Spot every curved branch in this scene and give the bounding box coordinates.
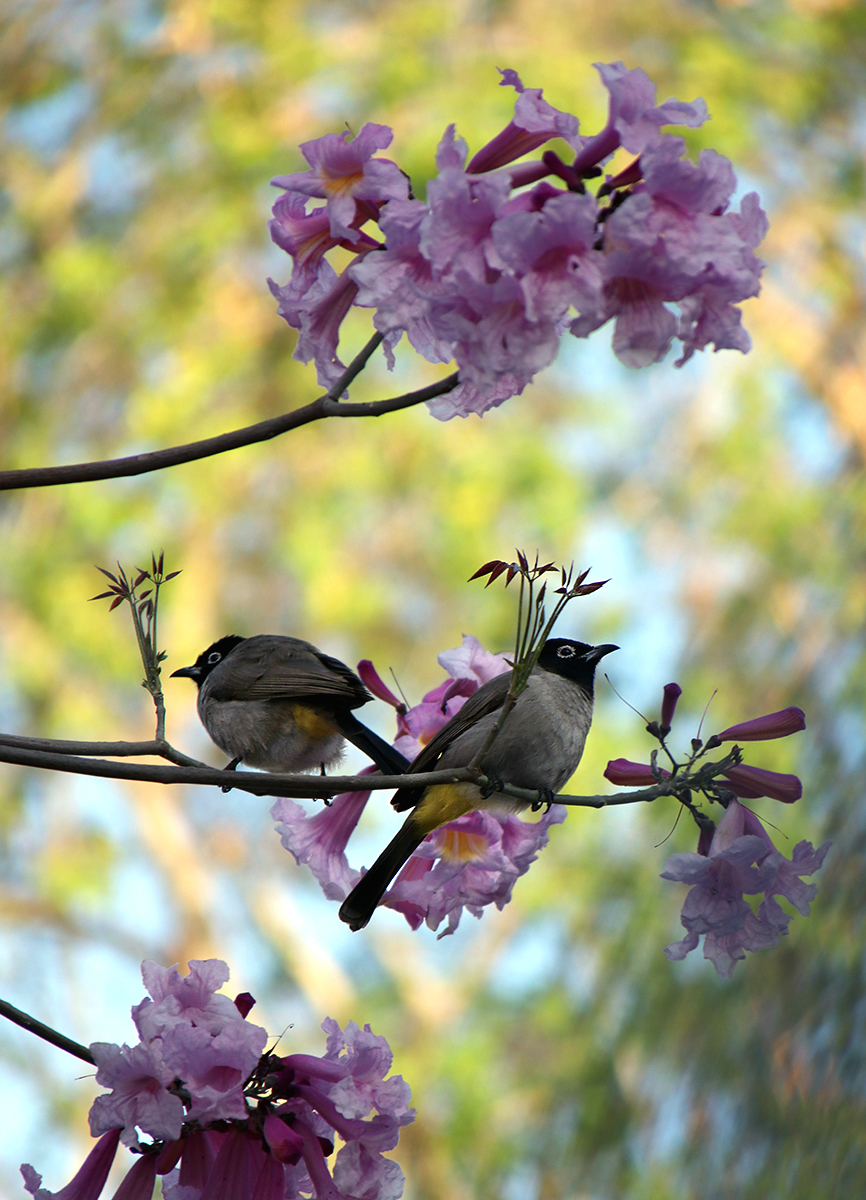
[0,733,207,767]
[0,330,460,491]
[0,736,693,810]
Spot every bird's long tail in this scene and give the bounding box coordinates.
[334,712,410,776]
[338,814,424,931]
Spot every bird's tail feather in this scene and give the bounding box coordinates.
[334,712,410,776]
[338,816,424,931]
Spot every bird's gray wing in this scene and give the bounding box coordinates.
[206,637,370,707]
[391,671,513,811]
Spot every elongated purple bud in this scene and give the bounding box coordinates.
[716,706,806,742]
[721,764,802,803]
[278,1053,349,1083]
[659,682,682,737]
[696,823,715,857]
[357,660,404,711]
[604,759,669,786]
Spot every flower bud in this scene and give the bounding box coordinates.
[716,706,805,742]
[721,764,802,803]
[264,1112,304,1164]
[659,682,682,736]
[357,660,405,711]
[234,991,255,1018]
[696,823,715,857]
[604,759,669,786]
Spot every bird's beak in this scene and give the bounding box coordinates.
[170,665,199,679]
[586,643,619,663]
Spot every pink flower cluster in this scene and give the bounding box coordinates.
[273,635,565,936]
[268,63,767,419]
[22,960,413,1200]
[605,687,829,975]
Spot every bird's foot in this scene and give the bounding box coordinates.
[532,788,556,812]
[479,772,504,799]
[319,762,327,776]
[221,757,241,793]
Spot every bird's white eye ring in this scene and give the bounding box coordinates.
[557,645,576,659]
[207,652,222,665]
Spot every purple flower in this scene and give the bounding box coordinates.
[659,682,682,736]
[133,959,239,1039]
[386,806,566,937]
[720,763,803,803]
[270,265,363,392]
[604,758,669,786]
[273,787,368,901]
[348,198,456,366]
[160,1018,267,1126]
[467,69,581,174]
[572,61,708,173]
[662,801,829,977]
[22,1129,121,1200]
[491,190,604,325]
[89,1039,184,1145]
[356,660,405,710]
[271,123,409,244]
[716,706,806,742]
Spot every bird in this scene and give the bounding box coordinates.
[338,637,618,930]
[170,634,409,778]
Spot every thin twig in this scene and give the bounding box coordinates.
[0,336,460,491]
[0,997,95,1065]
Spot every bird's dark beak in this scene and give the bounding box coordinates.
[586,643,619,663]
[170,665,199,679]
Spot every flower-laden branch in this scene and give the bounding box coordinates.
[0,333,459,491]
[0,737,693,806]
[0,550,827,962]
[0,60,766,492]
[277,633,829,951]
[17,959,414,1200]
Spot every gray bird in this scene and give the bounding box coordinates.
[171,634,408,777]
[338,637,617,930]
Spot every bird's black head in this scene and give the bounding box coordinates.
[537,638,618,695]
[170,635,246,688]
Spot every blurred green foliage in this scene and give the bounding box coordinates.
[1,0,866,1195]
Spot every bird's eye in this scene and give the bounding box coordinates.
[207,652,222,665]
[557,645,576,659]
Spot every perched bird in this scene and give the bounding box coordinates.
[171,634,409,777]
[338,638,617,930]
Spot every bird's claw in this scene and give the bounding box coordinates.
[221,757,241,793]
[479,772,504,799]
[532,788,556,812]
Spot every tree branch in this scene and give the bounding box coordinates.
[0,997,95,1065]
[0,735,714,811]
[0,331,460,491]
[0,733,207,768]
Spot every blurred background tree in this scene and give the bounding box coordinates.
[1,0,864,1195]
